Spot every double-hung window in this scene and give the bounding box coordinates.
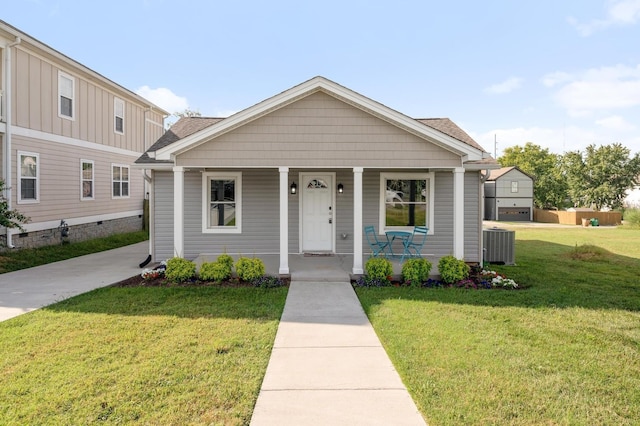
[81,160,94,200]
[114,98,124,134]
[380,173,434,232]
[18,151,39,204]
[58,71,75,119]
[202,172,242,233]
[112,164,129,198]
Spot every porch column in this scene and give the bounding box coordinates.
[279,167,289,274]
[352,167,364,274]
[173,166,185,258]
[453,167,465,259]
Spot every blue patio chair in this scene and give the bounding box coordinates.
[364,225,390,258]
[401,226,429,262]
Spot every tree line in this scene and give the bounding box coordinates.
[498,142,640,211]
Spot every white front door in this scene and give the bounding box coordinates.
[301,174,334,252]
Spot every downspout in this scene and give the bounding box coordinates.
[139,169,153,267]
[3,36,22,248]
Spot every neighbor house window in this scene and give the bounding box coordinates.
[202,172,242,233]
[380,173,434,232]
[114,98,124,134]
[58,71,75,119]
[511,181,519,193]
[81,160,94,200]
[18,151,39,204]
[112,164,129,198]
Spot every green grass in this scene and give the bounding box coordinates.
[0,231,148,274]
[357,227,640,425]
[0,286,287,425]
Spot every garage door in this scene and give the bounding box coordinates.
[498,207,530,221]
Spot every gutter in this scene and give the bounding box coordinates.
[3,36,22,248]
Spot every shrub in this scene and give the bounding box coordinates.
[235,257,265,282]
[438,255,469,284]
[253,276,285,288]
[165,257,196,283]
[217,253,235,271]
[365,257,393,281]
[199,261,232,283]
[623,208,640,228]
[401,258,432,287]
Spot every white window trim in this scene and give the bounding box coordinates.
[111,164,130,199]
[379,172,434,234]
[17,151,40,204]
[80,159,95,201]
[58,70,75,120]
[202,171,242,234]
[114,97,125,134]
[511,181,519,193]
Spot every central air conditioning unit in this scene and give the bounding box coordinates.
[483,228,515,265]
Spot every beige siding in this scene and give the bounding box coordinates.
[11,45,160,154]
[177,92,461,168]
[11,135,144,223]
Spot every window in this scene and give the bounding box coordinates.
[511,181,519,193]
[81,160,94,200]
[112,164,129,198]
[18,151,39,203]
[380,173,434,232]
[202,172,242,233]
[114,98,124,134]
[58,71,75,119]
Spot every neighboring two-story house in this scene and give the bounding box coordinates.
[0,20,167,249]
[484,166,534,221]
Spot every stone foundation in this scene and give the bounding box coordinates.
[0,215,143,250]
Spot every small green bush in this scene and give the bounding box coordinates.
[199,261,232,282]
[365,257,393,280]
[235,257,266,282]
[401,258,432,287]
[623,208,640,228]
[217,253,235,271]
[165,257,196,283]
[438,255,469,284]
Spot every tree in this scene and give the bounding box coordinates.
[498,142,568,209]
[0,180,29,232]
[562,143,640,210]
[166,108,202,129]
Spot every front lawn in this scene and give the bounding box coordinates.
[0,286,287,425]
[357,227,640,425]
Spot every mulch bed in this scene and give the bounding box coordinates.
[111,275,290,288]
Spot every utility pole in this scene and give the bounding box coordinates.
[494,134,498,158]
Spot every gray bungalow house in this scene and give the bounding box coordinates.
[135,77,498,275]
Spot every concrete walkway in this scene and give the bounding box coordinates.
[250,281,426,425]
[0,241,148,322]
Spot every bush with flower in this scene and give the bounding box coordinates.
[141,260,166,280]
[481,269,519,289]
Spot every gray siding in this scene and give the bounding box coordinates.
[153,168,482,262]
[176,92,462,169]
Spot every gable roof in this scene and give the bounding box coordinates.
[138,76,497,167]
[487,166,534,181]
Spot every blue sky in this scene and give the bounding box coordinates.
[4,0,640,156]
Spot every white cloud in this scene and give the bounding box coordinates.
[135,86,189,114]
[543,64,640,116]
[484,77,523,94]
[569,0,640,36]
[595,115,636,131]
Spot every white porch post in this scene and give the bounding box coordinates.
[352,167,364,274]
[173,166,185,258]
[279,167,290,274]
[453,167,465,259]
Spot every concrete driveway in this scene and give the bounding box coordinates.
[0,242,148,322]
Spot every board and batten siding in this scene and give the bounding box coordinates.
[176,91,462,169]
[11,134,144,223]
[11,46,164,153]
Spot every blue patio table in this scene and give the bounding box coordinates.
[385,230,413,260]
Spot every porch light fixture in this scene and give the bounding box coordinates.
[337,183,344,194]
[290,181,297,195]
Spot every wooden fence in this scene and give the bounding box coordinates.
[534,209,622,226]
